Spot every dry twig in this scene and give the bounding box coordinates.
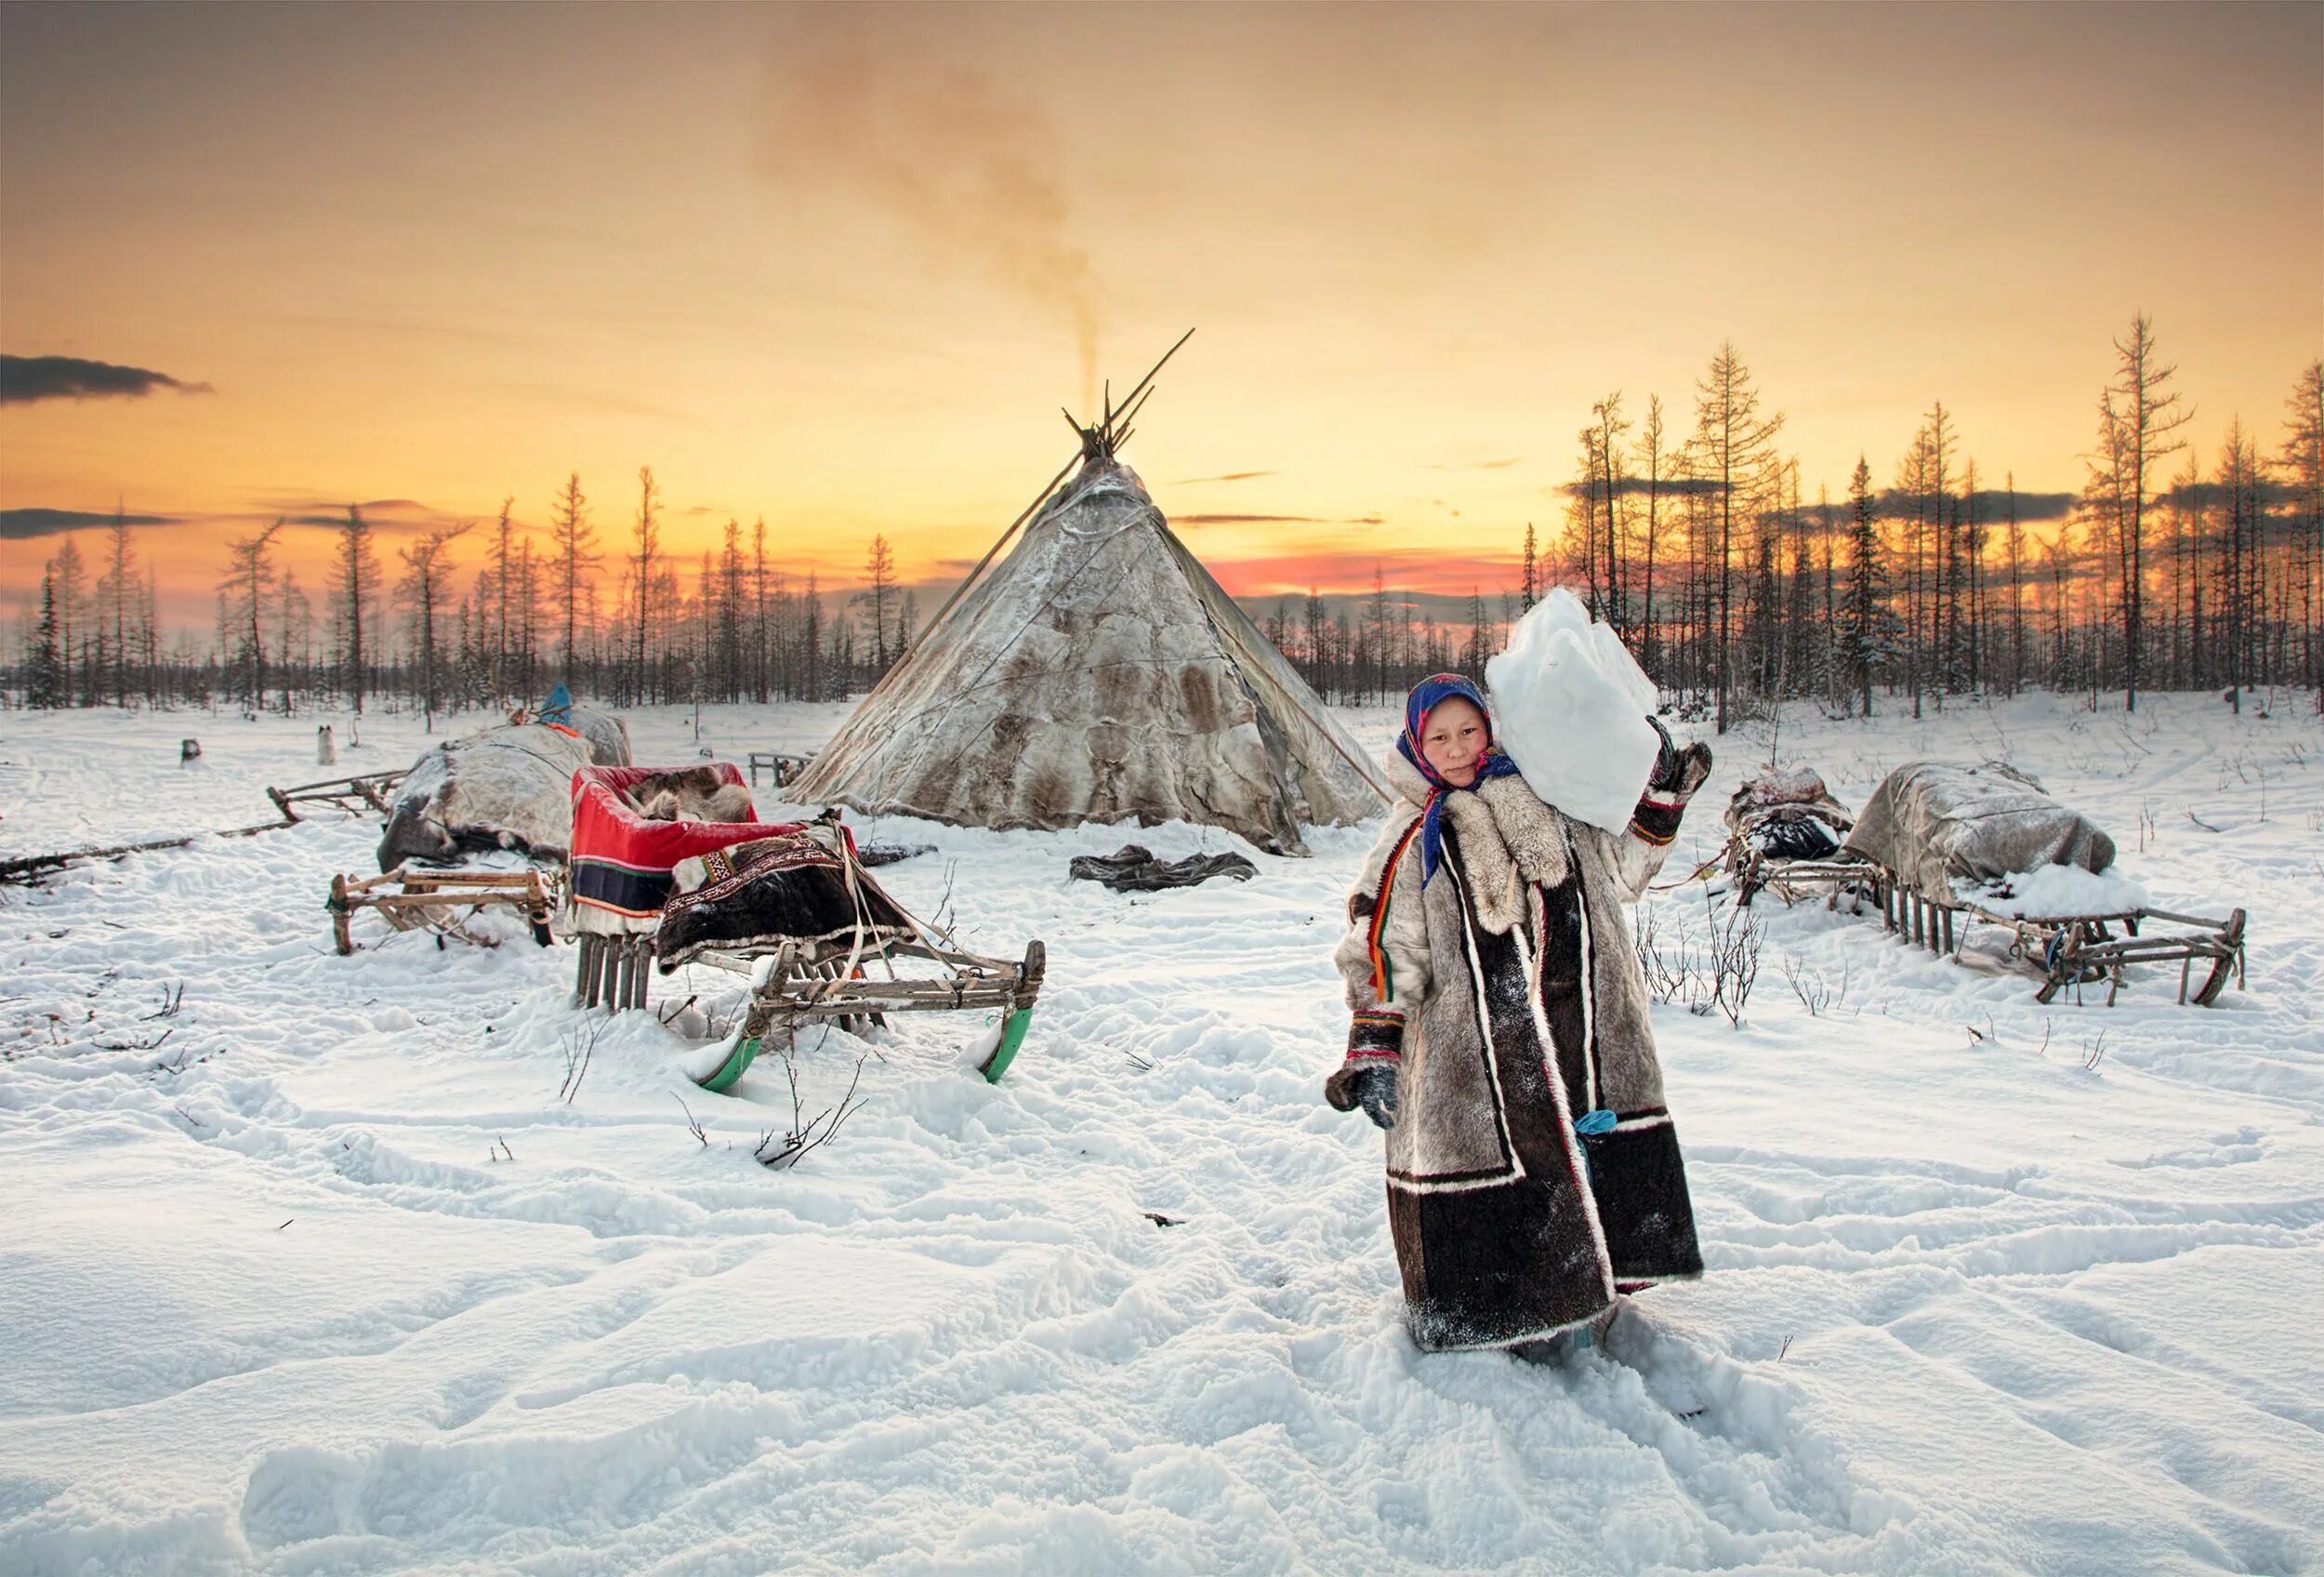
[755,1049,869,1170]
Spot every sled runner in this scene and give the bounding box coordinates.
[563,763,1046,1088]
[328,866,557,954]
[680,928,1046,1093]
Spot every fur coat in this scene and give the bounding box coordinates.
[1327,751,1707,1351]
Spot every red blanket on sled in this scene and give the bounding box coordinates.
[569,764,797,926]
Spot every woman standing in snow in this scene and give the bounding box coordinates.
[1327,674,1714,1359]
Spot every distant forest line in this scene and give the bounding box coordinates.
[9,321,2322,728]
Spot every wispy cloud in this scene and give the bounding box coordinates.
[1175,511,1385,527]
[1170,470,1276,485]
[269,313,529,349]
[1206,547,1522,600]
[1423,457,1523,470]
[1,354,214,405]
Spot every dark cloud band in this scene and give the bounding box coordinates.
[0,354,214,405]
[0,508,183,541]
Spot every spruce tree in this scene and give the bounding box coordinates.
[29,573,65,709]
[1846,457,1882,717]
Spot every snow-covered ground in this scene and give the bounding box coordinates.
[3,690,2321,1576]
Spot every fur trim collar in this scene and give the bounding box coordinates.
[1381,753,1572,934]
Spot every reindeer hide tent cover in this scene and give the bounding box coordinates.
[790,456,1387,855]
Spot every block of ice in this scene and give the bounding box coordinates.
[1483,588,1660,834]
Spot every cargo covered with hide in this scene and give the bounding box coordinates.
[1841,761,2116,898]
[376,706,631,871]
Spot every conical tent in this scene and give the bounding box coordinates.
[790,456,1387,855]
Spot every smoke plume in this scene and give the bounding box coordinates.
[756,13,1105,407]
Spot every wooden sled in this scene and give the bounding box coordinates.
[1861,863,2246,1007]
[1727,838,1881,911]
[268,770,406,822]
[684,934,1047,1093]
[329,866,557,954]
[561,763,1044,1086]
[1723,769,1868,910]
[746,750,814,788]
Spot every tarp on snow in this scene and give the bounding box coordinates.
[1841,761,2116,897]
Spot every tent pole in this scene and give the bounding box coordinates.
[919,453,1079,636]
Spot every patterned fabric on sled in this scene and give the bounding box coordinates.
[565,763,797,936]
[656,831,918,973]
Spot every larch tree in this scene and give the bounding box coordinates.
[2278,359,2324,709]
[858,534,898,672]
[2004,473,2027,696]
[29,571,65,709]
[2088,312,2191,710]
[630,467,661,705]
[336,504,381,714]
[1692,341,1784,733]
[399,522,469,733]
[277,568,313,706]
[2216,418,2261,712]
[1632,393,1669,670]
[750,517,772,702]
[1591,391,1629,630]
[548,471,598,685]
[100,505,139,708]
[719,519,746,700]
[1845,456,1880,717]
[484,497,519,702]
[1922,401,1957,711]
[1962,458,1985,695]
[47,533,86,705]
[221,519,285,711]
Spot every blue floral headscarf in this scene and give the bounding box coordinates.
[1396,673,1521,883]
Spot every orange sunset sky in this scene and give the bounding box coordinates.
[3,1,2319,631]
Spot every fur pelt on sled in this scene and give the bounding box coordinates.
[377,707,630,871]
[620,765,755,825]
[654,829,918,972]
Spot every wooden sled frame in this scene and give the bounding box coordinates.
[680,933,1047,1093]
[1726,834,1881,911]
[561,788,1047,1086]
[746,750,814,788]
[269,770,407,823]
[5,772,410,889]
[1856,862,2246,1008]
[329,866,558,954]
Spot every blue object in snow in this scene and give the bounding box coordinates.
[1574,1107,1617,1183]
